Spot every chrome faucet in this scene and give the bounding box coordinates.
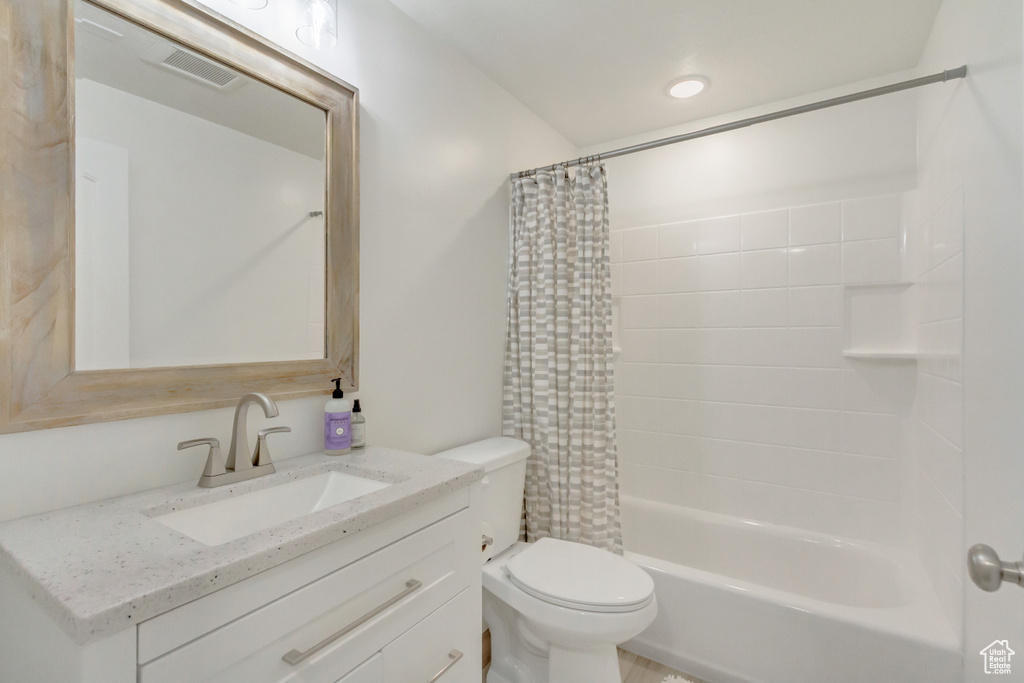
[178,393,290,488]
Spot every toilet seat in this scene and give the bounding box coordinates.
[505,538,654,613]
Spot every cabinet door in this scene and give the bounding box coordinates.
[382,589,479,683]
[334,654,381,683]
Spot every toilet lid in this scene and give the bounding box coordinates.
[505,538,654,613]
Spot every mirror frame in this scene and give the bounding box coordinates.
[0,0,358,433]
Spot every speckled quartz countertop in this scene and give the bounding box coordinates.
[0,447,482,645]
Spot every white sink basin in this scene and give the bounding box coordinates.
[154,471,391,546]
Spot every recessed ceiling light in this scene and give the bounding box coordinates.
[668,77,707,99]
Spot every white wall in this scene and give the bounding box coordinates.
[0,0,575,522]
[75,136,131,370]
[911,0,1024,675]
[905,24,968,644]
[583,75,919,230]
[76,78,326,367]
[603,82,920,545]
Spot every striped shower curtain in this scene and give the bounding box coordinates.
[502,163,622,554]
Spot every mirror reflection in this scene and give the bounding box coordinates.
[73,0,327,370]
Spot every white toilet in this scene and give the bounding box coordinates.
[436,437,657,683]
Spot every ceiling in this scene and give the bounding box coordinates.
[386,0,945,148]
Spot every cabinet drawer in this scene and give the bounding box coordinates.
[382,589,480,683]
[139,510,473,683]
[335,654,381,683]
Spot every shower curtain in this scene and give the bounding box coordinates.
[503,163,622,554]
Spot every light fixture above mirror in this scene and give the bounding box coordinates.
[297,0,338,49]
[229,0,338,50]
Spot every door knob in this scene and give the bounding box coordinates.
[967,544,1024,591]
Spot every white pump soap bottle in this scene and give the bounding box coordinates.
[324,378,352,455]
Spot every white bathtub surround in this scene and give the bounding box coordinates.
[905,116,964,643]
[614,192,913,546]
[0,448,481,644]
[504,164,622,552]
[620,496,960,683]
[903,0,967,647]
[910,0,1024,665]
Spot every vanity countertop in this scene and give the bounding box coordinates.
[0,448,482,645]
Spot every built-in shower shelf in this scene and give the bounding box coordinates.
[843,349,918,361]
[843,283,915,360]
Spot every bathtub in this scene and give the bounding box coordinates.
[620,495,961,683]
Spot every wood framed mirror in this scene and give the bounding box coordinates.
[0,0,358,433]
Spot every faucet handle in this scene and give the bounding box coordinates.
[178,438,226,478]
[253,427,290,467]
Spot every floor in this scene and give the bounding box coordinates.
[481,629,706,682]
[617,648,709,683]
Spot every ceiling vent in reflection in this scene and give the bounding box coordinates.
[140,42,245,92]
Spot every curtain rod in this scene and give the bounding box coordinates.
[511,65,968,180]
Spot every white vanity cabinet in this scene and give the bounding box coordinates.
[0,483,482,683]
[304,583,477,683]
[335,654,382,683]
[325,588,477,683]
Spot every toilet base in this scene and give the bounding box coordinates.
[549,644,623,683]
[486,644,622,683]
[484,588,633,683]
[487,647,622,683]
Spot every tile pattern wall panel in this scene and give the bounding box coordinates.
[613,193,912,545]
[905,89,965,640]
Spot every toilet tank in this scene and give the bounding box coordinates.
[434,437,530,563]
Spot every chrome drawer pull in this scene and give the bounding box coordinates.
[282,578,423,666]
[428,650,463,682]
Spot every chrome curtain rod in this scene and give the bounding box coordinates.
[511,65,968,180]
